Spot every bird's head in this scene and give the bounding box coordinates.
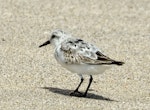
[39,29,69,48]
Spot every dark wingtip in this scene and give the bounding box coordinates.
[112,61,125,66]
[39,40,50,48]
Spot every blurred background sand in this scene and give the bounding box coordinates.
[0,0,150,109]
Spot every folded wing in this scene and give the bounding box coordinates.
[60,38,124,65]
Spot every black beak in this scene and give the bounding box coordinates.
[39,40,50,48]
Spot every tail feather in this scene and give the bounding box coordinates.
[112,61,125,65]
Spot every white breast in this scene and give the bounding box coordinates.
[54,47,65,64]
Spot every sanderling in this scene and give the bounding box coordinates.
[39,29,124,97]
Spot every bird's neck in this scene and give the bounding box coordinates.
[52,37,69,47]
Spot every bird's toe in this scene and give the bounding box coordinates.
[70,91,84,97]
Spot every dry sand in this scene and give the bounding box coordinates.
[0,0,150,109]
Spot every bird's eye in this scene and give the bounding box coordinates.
[51,35,56,39]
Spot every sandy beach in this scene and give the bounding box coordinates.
[0,0,150,109]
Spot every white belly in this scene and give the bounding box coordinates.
[54,48,111,75]
[62,64,111,75]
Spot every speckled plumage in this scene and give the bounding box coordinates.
[59,38,112,65]
[39,29,124,97]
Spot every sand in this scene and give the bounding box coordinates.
[0,0,150,109]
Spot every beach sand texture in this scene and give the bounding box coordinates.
[0,0,150,109]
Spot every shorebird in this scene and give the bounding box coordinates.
[39,30,124,97]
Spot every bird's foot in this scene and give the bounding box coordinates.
[70,90,86,97]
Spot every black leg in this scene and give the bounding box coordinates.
[70,75,84,96]
[74,77,84,92]
[83,75,93,97]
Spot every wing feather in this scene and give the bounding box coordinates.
[60,38,124,65]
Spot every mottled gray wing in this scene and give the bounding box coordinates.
[60,38,118,65]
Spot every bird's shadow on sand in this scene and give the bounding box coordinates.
[41,87,116,101]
